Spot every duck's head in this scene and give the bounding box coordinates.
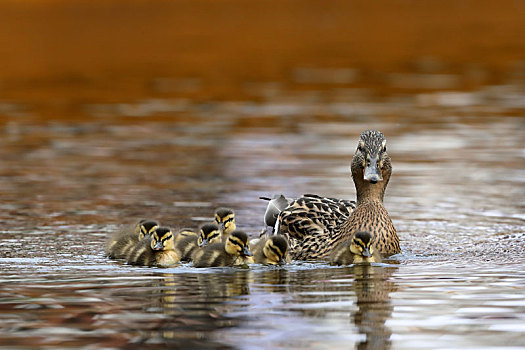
[197,223,221,247]
[150,227,174,251]
[350,231,375,259]
[137,219,159,240]
[214,207,236,236]
[263,235,289,265]
[351,130,392,200]
[225,230,252,257]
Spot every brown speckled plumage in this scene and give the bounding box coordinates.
[276,130,400,260]
[339,130,400,256]
[277,194,355,260]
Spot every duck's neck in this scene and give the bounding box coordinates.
[352,161,391,205]
[354,178,386,204]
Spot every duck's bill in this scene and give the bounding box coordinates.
[364,157,383,183]
[153,242,164,250]
[199,239,209,247]
[362,248,372,257]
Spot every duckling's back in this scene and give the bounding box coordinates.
[127,237,156,267]
[193,243,235,268]
[174,229,197,244]
[329,241,357,266]
[250,238,271,264]
[174,234,199,261]
[106,229,140,259]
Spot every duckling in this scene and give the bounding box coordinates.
[106,219,159,259]
[214,207,236,240]
[127,227,180,267]
[275,130,400,259]
[330,231,381,265]
[250,235,289,265]
[174,223,221,262]
[173,228,198,244]
[193,230,253,268]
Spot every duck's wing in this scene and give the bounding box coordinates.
[278,194,355,239]
[276,194,355,260]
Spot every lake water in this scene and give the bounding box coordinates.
[0,1,524,349]
[1,84,523,349]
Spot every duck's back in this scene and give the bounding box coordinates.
[277,194,355,260]
[280,194,355,237]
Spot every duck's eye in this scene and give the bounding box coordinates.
[382,146,387,153]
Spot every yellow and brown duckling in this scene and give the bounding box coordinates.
[173,228,198,244]
[106,219,159,259]
[214,207,236,240]
[127,227,180,267]
[330,231,381,265]
[250,235,289,265]
[193,230,253,268]
[275,129,400,260]
[174,223,222,262]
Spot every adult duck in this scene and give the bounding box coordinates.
[274,129,400,260]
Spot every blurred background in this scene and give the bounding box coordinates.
[1,0,524,118]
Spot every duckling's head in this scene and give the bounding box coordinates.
[137,220,159,240]
[214,207,236,235]
[225,230,252,257]
[350,231,375,258]
[178,228,198,236]
[150,227,174,251]
[198,223,221,247]
[263,235,289,265]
